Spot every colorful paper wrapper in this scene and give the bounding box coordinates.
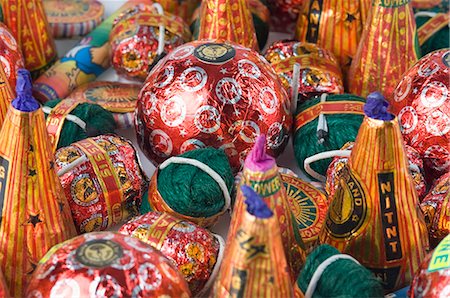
[1,0,57,78]
[119,211,223,296]
[0,61,15,129]
[348,0,420,98]
[197,0,259,51]
[0,23,25,92]
[26,232,191,297]
[229,135,306,281]
[319,94,429,292]
[158,0,201,23]
[212,186,294,297]
[0,70,77,297]
[54,134,148,234]
[32,0,148,102]
[44,0,104,38]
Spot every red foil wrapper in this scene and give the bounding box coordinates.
[410,235,450,298]
[135,40,292,172]
[26,232,191,297]
[119,212,223,296]
[54,134,148,234]
[0,23,25,91]
[110,6,192,81]
[264,40,344,102]
[420,172,450,248]
[267,0,303,33]
[326,142,427,200]
[393,49,450,177]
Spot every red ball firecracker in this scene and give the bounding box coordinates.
[0,23,25,91]
[135,40,292,171]
[110,3,192,81]
[119,212,224,296]
[392,49,450,178]
[26,232,191,298]
[264,40,344,103]
[326,142,428,201]
[54,134,148,234]
[409,234,450,298]
[420,171,450,248]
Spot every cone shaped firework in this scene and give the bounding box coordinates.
[197,0,259,50]
[295,0,371,84]
[348,0,420,98]
[0,0,57,78]
[0,65,15,128]
[230,135,305,280]
[0,69,77,297]
[319,92,429,292]
[212,186,294,297]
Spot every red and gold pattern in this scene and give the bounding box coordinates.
[319,115,429,292]
[0,23,25,91]
[265,41,344,102]
[348,0,420,98]
[0,100,76,297]
[198,0,259,50]
[110,7,192,81]
[0,64,15,129]
[26,232,191,297]
[421,172,450,248]
[392,49,450,177]
[157,0,201,23]
[412,0,444,9]
[119,212,222,295]
[1,0,57,78]
[295,0,371,85]
[410,235,450,298]
[54,135,148,234]
[0,270,9,298]
[135,40,292,172]
[268,0,303,33]
[417,13,450,47]
[212,199,294,297]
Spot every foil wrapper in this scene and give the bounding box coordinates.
[326,142,427,201]
[348,0,420,98]
[110,6,192,81]
[319,115,429,292]
[267,0,303,33]
[295,0,371,85]
[44,0,104,38]
[0,23,25,91]
[67,81,141,129]
[281,174,328,252]
[264,40,344,102]
[410,235,450,298]
[135,40,292,172]
[119,212,222,296]
[1,0,57,78]
[393,49,450,177]
[420,172,450,248]
[26,232,191,297]
[212,196,294,297]
[54,134,148,234]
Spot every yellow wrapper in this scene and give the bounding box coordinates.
[295,0,371,86]
[348,0,420,98]
[0,66,14,128]
[212,204,294,297]
[198,0,259,50]
[319,115,429,292]
[0,103,77,297]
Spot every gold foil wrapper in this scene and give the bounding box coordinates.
[319,116,429,292]
[212,207,294,297]
[198,0,259,50]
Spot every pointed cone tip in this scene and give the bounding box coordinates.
[12,69,40,112]
[364,92,394,121]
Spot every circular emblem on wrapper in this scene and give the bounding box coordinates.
[194,43,236,65]
[75,239,123,268]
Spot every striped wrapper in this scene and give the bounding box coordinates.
[198,0,259,51]
[348,0,420,98]
[50,18,102,39]
[212,207,294,297]
[230,166,306,281]
[0,66,15,128]
[158,0,201,23]
[295,0,371,85]
[0,105,77,297]
[319,115,429,292]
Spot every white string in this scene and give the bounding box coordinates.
[304,150,351,182]
[56,155,89,176]
[317,93,328,144]
[42,106,87,131]
[305,254,360,298]
[159,157,232,213]
[152,3,166,55]
[414,11,437,18]
[197,233,225,297]
[291,62,301,114]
